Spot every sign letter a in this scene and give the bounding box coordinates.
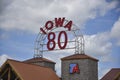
[64,21,72,31]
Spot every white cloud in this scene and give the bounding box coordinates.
[0,54,11,66]
[111,17,120,38]
[100,54,113,62]
[99,0,118,16]
[84,32,114,79]
[84,32,112,57]
[0,0,118,33]
[111,17,120,46]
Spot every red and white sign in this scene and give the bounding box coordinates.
[40,17,73,51]
[34,17,84,58]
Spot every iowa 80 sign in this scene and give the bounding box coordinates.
[40,18,72,50]
[34,17,84,57]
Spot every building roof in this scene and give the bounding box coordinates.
[0,59,60,80]
[23,57,56,64]
[101,68,120,80]
[61,54,98,61]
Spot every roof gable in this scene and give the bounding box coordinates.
[0,59,60,80]
[101,68,120,80]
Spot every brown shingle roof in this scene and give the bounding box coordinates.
[2,59,60,80]
[101,68,120,80]
[61,54,98,61]
[23,57,56,64]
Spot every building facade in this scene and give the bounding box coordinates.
[61,54,98,80]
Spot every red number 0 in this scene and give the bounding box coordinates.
[47,31,68,50]
[58,31,68,49]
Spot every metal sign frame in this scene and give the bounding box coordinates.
[34,18,85,58]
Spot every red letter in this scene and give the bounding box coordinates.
[40,28,46,34]
[64,21,72,31]
[45,21,53,30]
[55,17,65,27]
[72,64,80,73]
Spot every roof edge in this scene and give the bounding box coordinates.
[61,54,98,61]
[23,57,56,64]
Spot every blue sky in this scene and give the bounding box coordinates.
[0,0,120,79]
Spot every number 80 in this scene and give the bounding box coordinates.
[47,31,68,50]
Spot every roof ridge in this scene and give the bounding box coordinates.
[101,68,120,80]
[61,54,98,61]
[111,68,120,70]
[23,57,56,63]
[7,59,53,69]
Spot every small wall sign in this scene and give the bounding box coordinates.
[69,63,80,74]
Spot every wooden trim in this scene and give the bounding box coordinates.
[0,60,22,80]
[114,72,120,80]
[8,68,10,80]
[15,77,19,80]
[0,68,9,78]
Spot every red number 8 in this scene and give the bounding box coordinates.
[47,32,56,50]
